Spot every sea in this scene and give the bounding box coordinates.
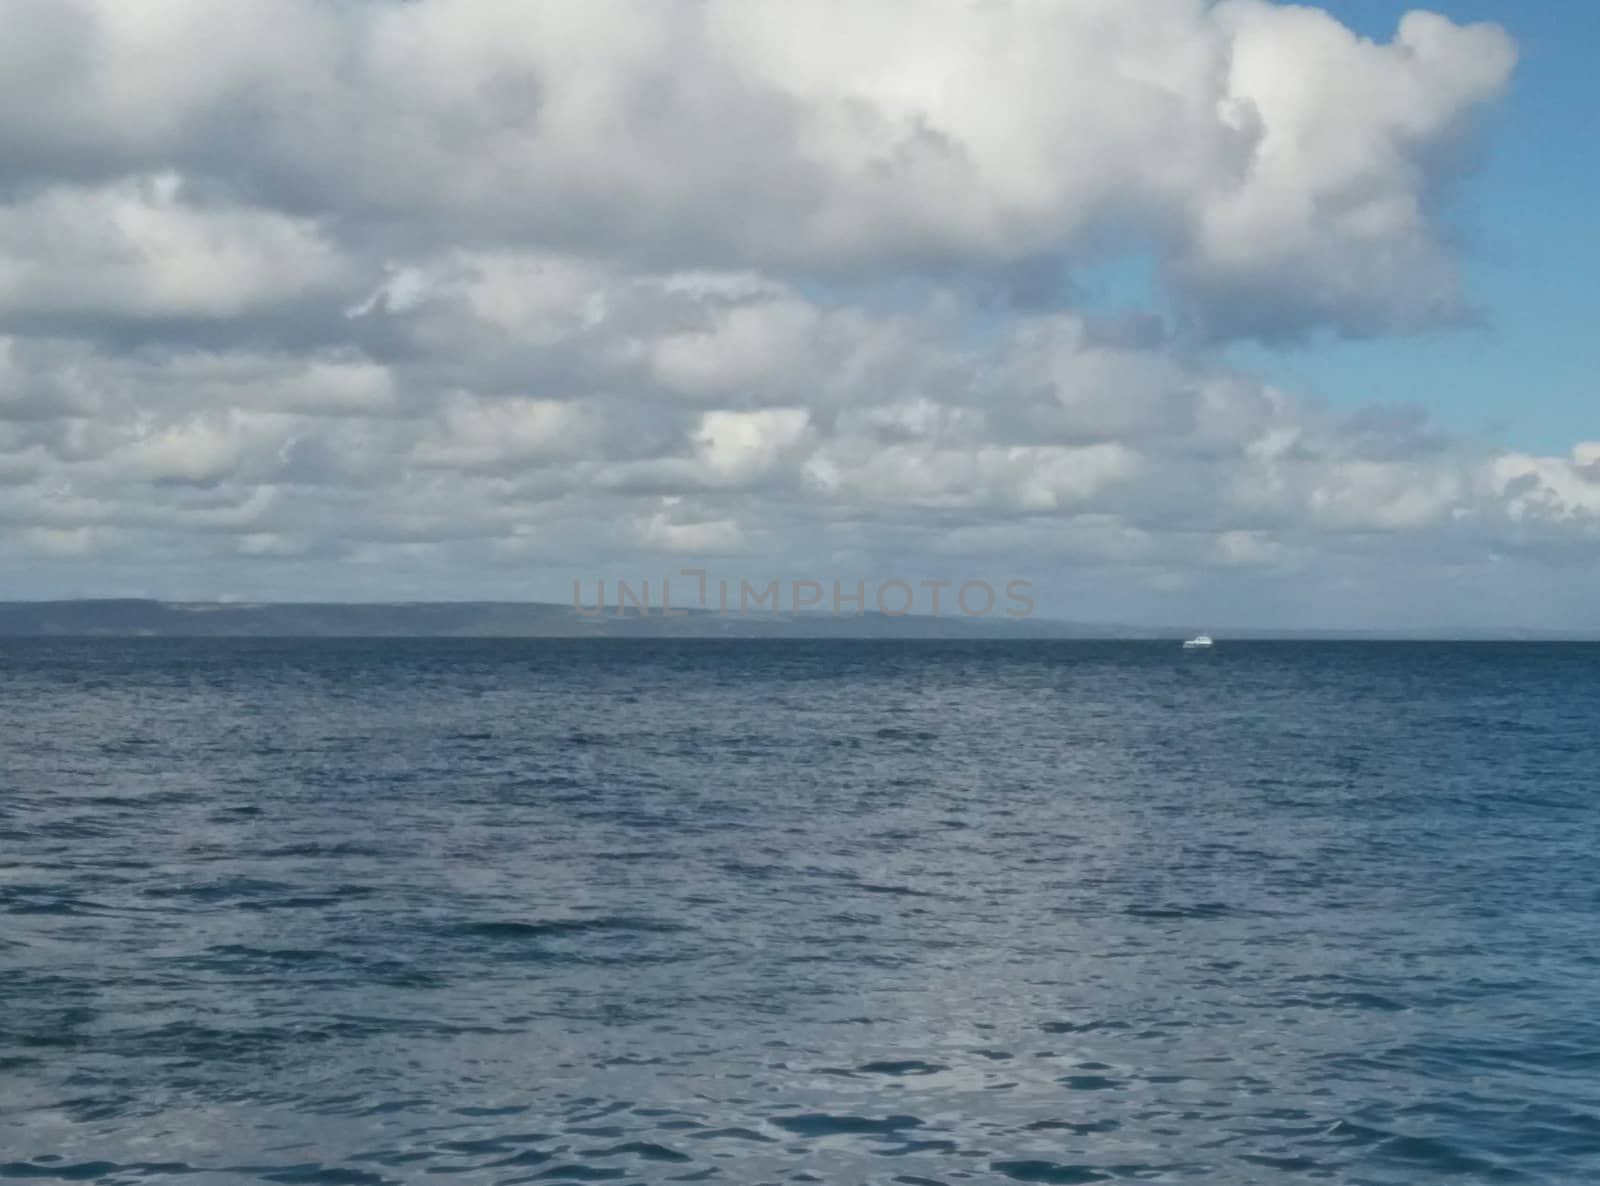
[2,639,1598,1185]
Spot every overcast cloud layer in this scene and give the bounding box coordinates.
[0,0,1594,628]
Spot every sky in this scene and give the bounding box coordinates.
[0,0,1595,630]
[1233,1,1600,455]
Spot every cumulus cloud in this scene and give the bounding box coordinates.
[0,1,1590,628]
[0,0,1514,336]
[0,174,347,324]
[1493,445,1600,522]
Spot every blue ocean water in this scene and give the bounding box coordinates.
[2,639,1598,1185]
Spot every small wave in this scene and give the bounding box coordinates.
[1239,1152,1324,1171]
[81,791,197,810]
[774,1113,923,1137]
[524,1165,630,1181]
[1125,901,1240,920]
[179,945,439,987]
[142,877,296,903]
[249,1165,394,1185]
[1321,1119,1393,1147]
[1026,1120,1120,1135]
[1280,991,1408,1013]
[1,896,110,917]
[459,917,689,940]
[582,1142,691,1164]
[882,1139,960,1156]
[1,1160,193,1181]
[856,1059,946,1076]
[502,774,582,792]
[1041,1020,1130,1034]
[254,843,390,860]
[1375,1133,1508,1176]
[683,1127,775,1143]
[36,1016,508,1064]
[721,860,785,879]
[474,1148,554,1170]
[991,1160,1111,1183]
[873,727,939,742]
[859,883,942,899]
[437,1134,553,1156]
[1058,1074,1122,1091]
[236,886,377,912]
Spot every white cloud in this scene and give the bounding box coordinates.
[694,409,813,485]
[1492,445,1600,523]
[637,510,747,555]
[1173,5,1517,338]
[0,174,346,321]
[650,300,820,402]
[0,0,1513,337]
[137,352,398,418]
[415,394,603,470]
[0,2,1588,628]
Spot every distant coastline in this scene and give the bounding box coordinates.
[0,600,1592,641]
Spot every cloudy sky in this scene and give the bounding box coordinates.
[1,0,1595,629]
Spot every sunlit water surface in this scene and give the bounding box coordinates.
[3,639,1598,1184]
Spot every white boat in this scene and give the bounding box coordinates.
[1182,634,1214,649]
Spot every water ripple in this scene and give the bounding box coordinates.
[1,638,1597,1184]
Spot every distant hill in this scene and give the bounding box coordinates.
[0,601,1590,640]
[0,599,1142,639]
